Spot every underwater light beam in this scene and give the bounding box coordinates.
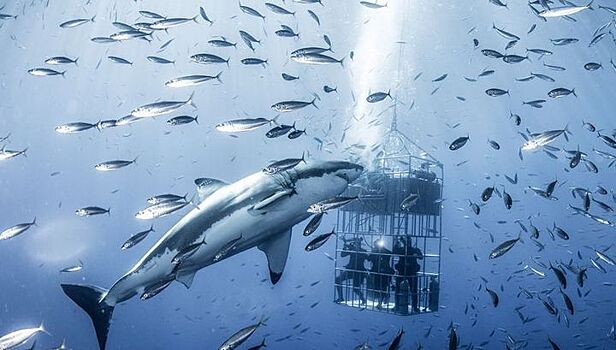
[345,3,407,167]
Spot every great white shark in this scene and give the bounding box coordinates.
[61,160,363,349]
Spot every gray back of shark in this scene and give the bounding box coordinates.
[60,160,363,350]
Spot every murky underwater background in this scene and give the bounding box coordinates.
[0,0,615,349]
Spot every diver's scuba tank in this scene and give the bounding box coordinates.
[396,279,409,315]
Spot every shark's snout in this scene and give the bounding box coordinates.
[331,161,364,183]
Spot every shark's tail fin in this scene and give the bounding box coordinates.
[61,284,114,350]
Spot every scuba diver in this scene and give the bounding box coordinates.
[428,276,440,312]
[394,235,423,313]
[335,237,369,304]
[368,238,396,309]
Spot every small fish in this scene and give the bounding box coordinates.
[305,228,336,251]
[147,56,175,64]
[282,73,299,81]
[263,154,306,175]
[360,1,388,9]
[241,57,268,65]
[191,53,229,65]
[60,16,95,28]
[132,93,196,118]
[488,140,500,150]
[481,49,504,58]
[141,278,174,300]
[548,88,576,98]
[290,52,344,65]
[266,123,295,138]
[486,287,499,307]
[550,263,567,289]
[303,213,325,236]
[584,62,602,71]
[200,6,214,24]
[489,235,520,259]
[551,38,579,46]
[0,218,36,241]
[503,54,528,63]
[531,72,555,82]
[55,122,96,134]
[165,73,222,88]
[481,186,494,202]
[485,88,509,97]
[492,23,520,40]
[365,90,392,103]
[449,136,469,151]
[75,206,110,217]
[288,129,306,139]
[135,200,191,220]
[239,2,266,19]
[400,193,420,211]
[150,16,198,30]
[28,68,65,77]
[219,317,267,350]
[0,323,47,350]
[121,225,155,250]
[271,98,317,112]
[539,2,593,18]
[108,56,132,65]
[45,56,78,65]
[172,239,207,265]
[167,115,199,126]
[214,235,243,262]
[216,117,278,133]
[308,196,357,214]
[94,158,137,171]
[433,73,448,82]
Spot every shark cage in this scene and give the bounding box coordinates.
[333,118,444,315]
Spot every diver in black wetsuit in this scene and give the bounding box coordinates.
[335,238,369,304]
[368,239,396,308]
[394,235,423,313]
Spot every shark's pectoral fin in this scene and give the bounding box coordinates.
[175,270,197,289]
[258,229,292,285]
[195,178,228,202]
[251,189,295,214]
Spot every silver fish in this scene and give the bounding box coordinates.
[271,98,317,112]
[94,158,137,171]
[305,228,336,251]
[131,93,196,118]
[290,52,344,65]
[165,73,221,88]
[308,196,357,214]
[0,218,36,241]
[55,122,95,134]
[75,206,109,217]
[489,235,520,259]
[0,323,47,349]
[263,154,306,175]
[121,226,155,250]
[135,200,191,220]
[60,16,95,28]
[539,2,592,18]
[216,116,277,133]
[219,317,267,350]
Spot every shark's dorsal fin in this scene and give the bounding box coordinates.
[176,270,197,289]
[258,229,292,285]
[194,177,228,202]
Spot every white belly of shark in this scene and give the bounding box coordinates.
[60,160,362,350]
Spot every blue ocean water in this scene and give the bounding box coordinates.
[0,0,615,349]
